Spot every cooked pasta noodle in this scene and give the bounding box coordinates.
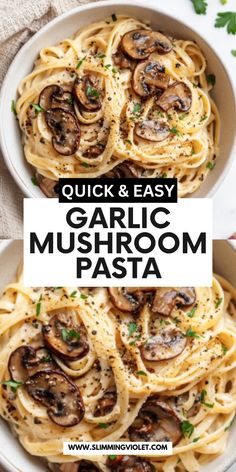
[0,269,235,472]
[16,15,220,197]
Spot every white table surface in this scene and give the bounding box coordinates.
[146,0,236,239]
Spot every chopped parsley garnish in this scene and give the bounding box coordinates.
[81,162,90,168]
[179,114,187,120]
[162,172,167,178]
[170,127,181,136]
[220,0,228,4]
[111,13,117,22]
[191,0,207,15]
[86,85,100,98]
[125,139,132,145]
[193,437,201,443]
[181,420,194,438]
[173,316,181,325]
[206,74,216,86]
[36,294,43,317]
[1,380,23,393]
[132,103,141,115]
[112,68,117,74]
[157,110,164,118]
[61,328,81,342]
[215,12,236,34]
[76,56,86,69]
[186,328,200,339]
[215,297,223,309]
[221,343,228,355]
[136,370,147,376]
[99,423,109,429]
[108,455,117,460]
[31,176,38,186]
[80,293,88,300]
[30,103,44,114]
[96,53,106,59]
[200,389,214,408]
[206,161,215,170]
[231,49,236,56]
[104,64,111,69]
[199,113,208,123]
[11,99,17,116]
[187,306,197,318]
[70,290,77,299]
[128,322,137,337]
[41,354,52,363]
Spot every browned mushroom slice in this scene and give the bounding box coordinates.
[135,120,170,142]
[108,288,144,313]
[35,172,59,198]
[79,462,100,472]
[107,456,154,472]
[122,29,172,60]
[140,327,187,361]
[83,143,105,159]
[73,76,102,111]
[113,48,135,69]
[8,346,55,382]
[42,312,89,361]
[157,81,192,112]
[129,397,182,445]
[39,85,74,112]
[26,370,84,427]
[94,391,117,417]
[49,461,101,472]
[102,162,141,178]
[152,287,196,316]
[133,59,169,97]
[45,108,80,155]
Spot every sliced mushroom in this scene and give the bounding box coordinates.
[133,59,169,97]
[140,326,187,361]
[49,463,99,472]
[108,288,144,313]
[113,49,134,69]
[78,462,100,472]
[94,391,117,417]
[73,76,102,111]
[122,29,172,60]
[151,287,196,316]
[45,108,80,155]
[39,85,74,112]
[135,120,170,142]
[26,370,84,427]
[102,162,141,178]
[157,81,192,112]
[42,312,89,361]
[9,346,55,382]
[107,456,154,472]
[129,397,182,445]
[83,143,105,159]
[35,172,59,198]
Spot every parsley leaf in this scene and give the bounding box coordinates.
[1,380,23,393]
[200,389,214,408]
[70,290,77,299]
[108,455,117,460]
[129,335,141,346]
[132,103,141,115]
[30,103,44,114]
[231,49,236,56]
[11,100,17,116]
[86,86,100,98]
[96,53,106,59]
[80,293,88,300]
[99,423,109,429]
[81,162,90,168]
[221,343,228,355]
[170,127,181,136]
[215,297,223,309]
[186,328,200,339]
[76,56,86,69]
[215,12,236,34]
[61,328,81,342]
[207,74,216,86]
[191,0,208,15]
[187,306,197,318]
[181,420,194,438]
[206,162,215,170]
[31,176,38,186]
[36,294,43,317]
[136,370,147,376]
[128,322,137,337]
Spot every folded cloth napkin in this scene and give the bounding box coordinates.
[0,0,100,239]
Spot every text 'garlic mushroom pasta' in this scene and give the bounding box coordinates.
[0,272,236,472]
[16,15,220,198]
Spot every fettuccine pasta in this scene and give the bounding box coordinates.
[16,15,220,197]
[0,270,235,472]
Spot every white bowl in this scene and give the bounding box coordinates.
[0,0,235,198]
[0,239,236,472]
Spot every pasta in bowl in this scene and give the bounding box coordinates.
[16,14,220,198]
[0,273,236,472]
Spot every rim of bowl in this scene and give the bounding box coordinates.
[0,0,235,199]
